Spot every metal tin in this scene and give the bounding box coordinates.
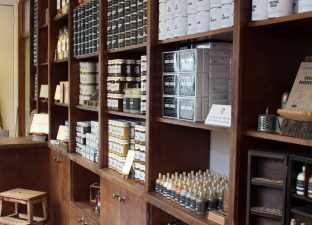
[258,114,276,132]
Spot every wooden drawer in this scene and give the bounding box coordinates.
[70,202,99,225]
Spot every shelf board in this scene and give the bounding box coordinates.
[292,193,312,204]
[68,153,100,176]
[107,110,146,120]
[251,180,283,189]
[249,12,312,28]
[291,206,312,219]
[54,102,69,107]
[143,192,219,225]
[107,43,147,53]
[75,52,99,60]
[76,105,99,112]
[40,62,48,66]
[250,208,282,220]
[243,130,312,147]
[73,201,100,224]
[158,27,233,45]
[157,117,231,132]
[54,13,68,23]
[54,59,68,64]
[39,24,48,30]
[100,168,145,198]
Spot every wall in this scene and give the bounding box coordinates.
[0,0,19,136]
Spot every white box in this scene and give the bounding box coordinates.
[175,0,188,16]
[252,0,269,21]
[177,73,209,97]
[210,49,232,57]
[187,0,198,14]
[196,10,210,33]
[178,48,210,73]
[178,97,209,121]
[197,41,232,50]
[298,0,312,13]
[211,0,222,8]
[221,2,234,28]
[163,74,177,96]
[91,121,99,134]
[197,0,210,10]
[209,64,232,72]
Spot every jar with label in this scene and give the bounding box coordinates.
[126,60,136,77]
[107,93,123,111]
[141,95,146,114]
[123,89,132,113]
[141,55,147,76]
[112,59,126,77]
[135,60,141,77]
[115,120,130,140]
[130,88,141,114]
[107,77,126,94]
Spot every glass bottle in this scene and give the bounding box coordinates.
[190,189,197,212]
[159,175,166,194]
[206,190,215,212]
[155,173,162,193]
[179,184,187,206]
[296,166,305,196]
[195,191,205,215]
[166,179,173,200]
[217,189,224,210]
[185,188,192,209]
[163,177,170,197]
[308,175,312,198]
[175,182,181,203]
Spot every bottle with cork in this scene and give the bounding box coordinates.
[296,166,306,196]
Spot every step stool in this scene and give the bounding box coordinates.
[0,188,48,225]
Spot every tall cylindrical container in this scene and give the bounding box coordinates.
[252,0,268,21]
[268,0,293,18]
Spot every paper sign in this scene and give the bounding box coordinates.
[57,125,66,141]
[122,150,136,175]
[30,114,49,134]
[39,85,49,99]
[54,85,61,101]
[285,62,312,112]
[205,104,231,127]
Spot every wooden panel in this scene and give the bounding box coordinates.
[58,152,70,225]
[70,201,83,225]
[49,149,59,225]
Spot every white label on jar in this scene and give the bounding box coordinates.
[196,10,210,33]
[298,0,312,13]
[174,16,188,37]
[252,0,269,21]
[159,2,167,21]
[268,0,293,18]
[175,0,188,17]
[221,2,234,28]
[197,0,210,10]
[167,0,175,19]
[159,21,167,40]
[166,18,175,39]
[187,13,197,35]
[210,7,221,30]
[114,65,122,74]
[211,0,222,8]
[187,0,198,14]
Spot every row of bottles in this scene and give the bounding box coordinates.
[155,170,229,215]
[296,166,312,198]
[290,218,305,225]
[56,0,69,17]
[56,27,69,61]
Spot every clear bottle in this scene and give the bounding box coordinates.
[217,189,224,210]
[175,182,181,203]
[163,177,170,197]
[290,218,296,225]
[159,175,166,195]
[195,191,205,215]
[179,184,187,206]
[166,179,173,200]
[296,166,305,196]
[155,173,162,193]
[206,190,215,212]
[185,188,192,209]
[190,189,197,212]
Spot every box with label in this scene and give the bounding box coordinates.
[208,56,232,65]
[163,74,177,96]
[208,78,230,93]
[178,97,209,122]
[163,51,179,73]
[178,49,210,73]
[177,73,209,97]
[163,96,178,118]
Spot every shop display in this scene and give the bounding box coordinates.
[162,42,232,122]
[107,56,146,114]
[55,27,69,61]
[108,119,146,183]
[155,169,229,215]
[158,0,234,40]
[252,0,312,21]
[73,0,99,57]
[107,0,147,49]
[79,62,99,106]
[76,121,99,163]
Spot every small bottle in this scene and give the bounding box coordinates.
[217,190,224,210]
[206,190,215,212]
[179,185,187,206]
[296,166,305,196]
[308,175,312,198]
[290,218,296,225]
[163,177,170,197]
[169,181,176,200]
[195,191,205,215]
[159,175,166,194]
[175,182,181,203]
[185,188,192,209]
[190,189,197,212]
[167,179,173,200]
[155,173,162,193]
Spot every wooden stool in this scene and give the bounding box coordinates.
[0,188,48,225]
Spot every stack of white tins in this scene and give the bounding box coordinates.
[221,0,234,28]
[210,0,222,30]
[252,0,268,21]
[268,0,293,18]
[159,0,167,40]
[187,0,197,34]
[196,0,210,33]
[174,0,188,37]
[166,0,175,39]
[298,0,312,13]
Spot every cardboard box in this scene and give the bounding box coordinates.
[177,73,209,97]
[178,48,210,73]
[178,97,209,122]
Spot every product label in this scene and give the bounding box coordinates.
[180,195,186,205]
[190,199,196,210]
[296,180,305,195]
[185,197,191,207]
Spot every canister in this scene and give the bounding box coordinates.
[221,1,233,28]
[80,84,96,95]
[175,0,188,17]
[163,74,177,95]
[268,0,293,18]
[107,77,126,94]
[196,10,210,33]
[174,16,188,37]
[298,0,312,13]
[80,62,96,73]
[167,0,175,19]
[166,18,175,39]
[80,73,96,84]
[107,93,123,111]
[130,88,141,114]
[210,6,221,30]
[187,0,198,14]
[187,13,197,35]
[197,0,210,9]
[123,89,132,112]
[141,55,147,76]
[252,0,268,21]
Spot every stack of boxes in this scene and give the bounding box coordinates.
[107,0,147,50]
[79,62,99,105]
[159,0,234,40]
[33,0,38,66]
[73,0,99,57]
[108,119,146,183]
[162,42,232,122]
[76,121,99,163]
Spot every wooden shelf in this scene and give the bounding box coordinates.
[250,208,282,220]
[107,43,147,53]
[249,12,312,28]
[243,130,312,147]
[40,62,48,66]
[54,102,69,107]
[291,206,312,219]
[54,13,68,23]
[157,117,231,132]
[75,53,99,60]
[54,59,68,64]
[107,110,146,120]
[144,192,219,225]
[250,180,283,189]
[73,201,100,224]
[100,168,145,198]
[68,153,100,176]
[158,27,233,45]
[292,193,312,204]
[76,105,99,112]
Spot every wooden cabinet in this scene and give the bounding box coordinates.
[101,177,147,225]
[70,202,99,225]
[50,148,70,225]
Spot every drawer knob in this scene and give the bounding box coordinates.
[118,196,126,202]
[112,193,120,199]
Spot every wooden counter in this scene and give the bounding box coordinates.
[0,137,47,149]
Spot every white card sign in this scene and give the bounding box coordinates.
[285,62,312,112]
[205,104,231,127]
[40,85,49,99]
[30,114,49,134]
[54,85,61,101]
[122,150,136,176]
[57,125,66,141]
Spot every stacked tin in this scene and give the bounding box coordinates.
[33,0,38,66]
[107,0,147,49]
[76,121,99,163]
[73,0,99,57]
[79,62,99,105]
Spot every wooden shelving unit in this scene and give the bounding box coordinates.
[107,110,146,120]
